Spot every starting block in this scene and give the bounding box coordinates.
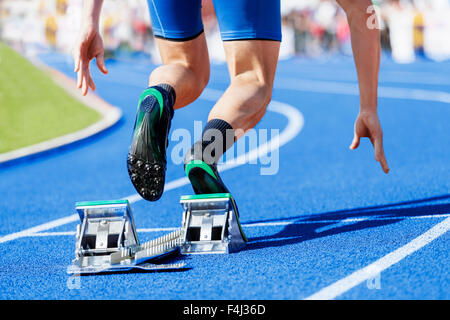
[68,200,185,274]
[68,193,247,274]
[180,193,247,254]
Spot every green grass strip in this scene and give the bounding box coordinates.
[0,42,101,154]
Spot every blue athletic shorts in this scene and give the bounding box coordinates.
[147,0,281,42]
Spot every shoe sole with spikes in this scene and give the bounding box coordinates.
[127,93,169,201]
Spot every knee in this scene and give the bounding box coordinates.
[172,59,209,92]
[259,82,273,107]
[167,58,210,91]
[252,80,273,114]
[233,72,273,109]
[251,81,272,111]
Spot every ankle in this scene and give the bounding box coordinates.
[150,84,176,119]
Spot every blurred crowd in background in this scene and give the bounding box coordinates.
[1,0,449,63]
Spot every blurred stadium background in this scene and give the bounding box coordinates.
[1,0,450,64]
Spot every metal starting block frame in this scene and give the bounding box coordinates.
[68,200,185,274]
[68,193,247,274]
[180,193,247,254]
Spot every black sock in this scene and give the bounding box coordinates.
[197,119,235,164]
[150,83,176,119]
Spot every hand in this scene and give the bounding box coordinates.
[73,26,108,96]
[349,111,389,174]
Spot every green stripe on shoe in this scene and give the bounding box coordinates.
[185,160,218,180]
[138,87,164,119]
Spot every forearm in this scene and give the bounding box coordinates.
[339,0,380,112]
[81,0,104,30]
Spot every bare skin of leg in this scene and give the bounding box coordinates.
[208,40,280,139]
[148,33,210,109]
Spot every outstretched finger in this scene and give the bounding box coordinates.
[96,52,108,74]
[77,68,82,89]
[88,73,96,91]
[73,49,81,73]
[77,57,88,89]
[81,73,89,96]
[74,56,80,73]
[374,136,389,174]
[349,133,360,150]
[80,63,88,95]
[81,61,94,95]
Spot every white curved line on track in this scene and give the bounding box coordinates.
[0,88,304,244]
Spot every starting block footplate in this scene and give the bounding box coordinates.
[180,193,247,254]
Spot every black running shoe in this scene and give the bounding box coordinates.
[184,144,242,217]
[127,87,173,201]
[183,142,230,195]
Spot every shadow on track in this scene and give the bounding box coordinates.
[244,194,450,251]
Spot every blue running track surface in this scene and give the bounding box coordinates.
[0,52,449,299]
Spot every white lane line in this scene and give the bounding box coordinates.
[26,231,76,237]
[305,216,450,300]
[15,213,450,238]
[276,66,450,84]
[0,214,79,244]
[0,90,304,244]
[275,78,450,104]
